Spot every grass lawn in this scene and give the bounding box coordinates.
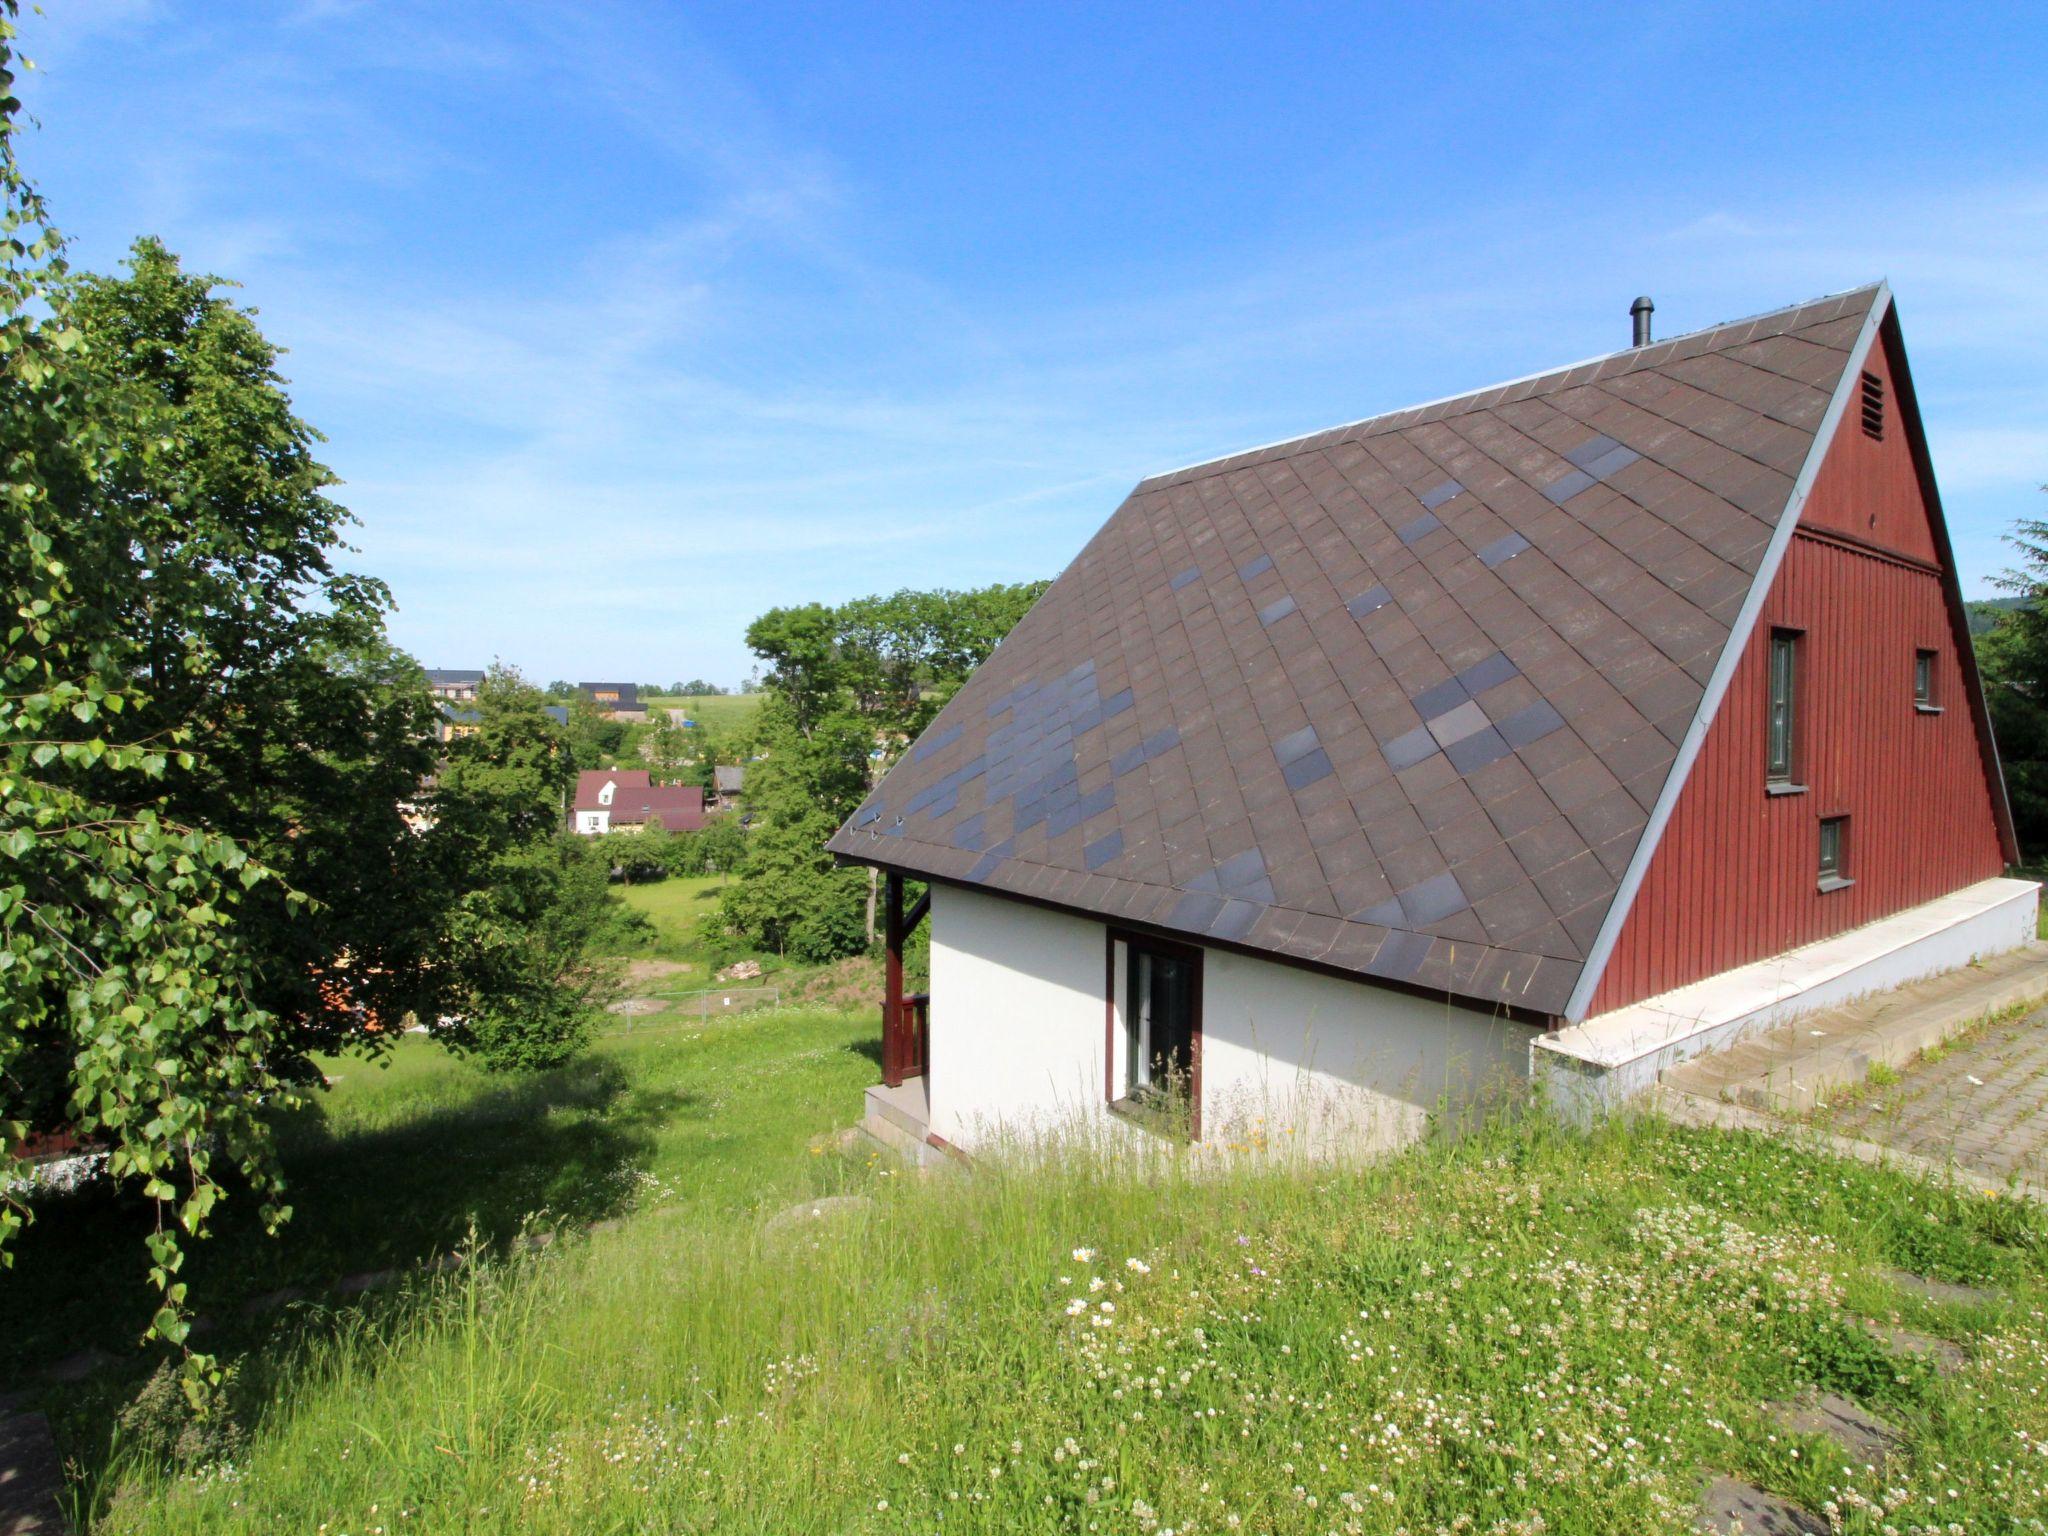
[639,691,766,734]
[613,871,735,967]
[12,1017,2042,1534]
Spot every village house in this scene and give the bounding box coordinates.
[832,285,2031,1158]
[712,764,747,810]
[580,682,650,722]
[571,769,709,835]
[425,668,485,701]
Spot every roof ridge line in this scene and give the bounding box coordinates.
[1138,281,1888,488]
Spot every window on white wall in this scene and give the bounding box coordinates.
[1110,931,1202,1137]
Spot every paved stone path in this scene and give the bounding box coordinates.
[1819,1005,2048,1185]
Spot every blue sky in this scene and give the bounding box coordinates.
[19,1,2048,687]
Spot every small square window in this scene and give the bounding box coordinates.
[1818,815,1851,891]
[1914,649,1940,711]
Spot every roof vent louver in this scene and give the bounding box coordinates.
[1860,370,1884,440]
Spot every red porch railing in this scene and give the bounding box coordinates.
[881,871,932,1088]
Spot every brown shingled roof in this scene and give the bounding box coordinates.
[828,286,1889,1017]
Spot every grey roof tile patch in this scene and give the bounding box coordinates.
[965,839,1015,883]
[1368,929,1433,982]
[1583,443,1641,479]
[1215,847,1268,892]
[1141,726,1182,759]
[1354,896,1404,927]
[1237,554,1274,581]
[914,722,964,760]
[951,813,987,852]
[1210,900,1262,941]
[1170,890,1228,931]
[1476,532,1531,568]
[1497,699,1568,748]
[1445,725,1512,775]
[1273,725,1321,766]
[1428,699,1491,749]
[1383,726,1441,771]
[1455,652,1520,696]
[1084,829,1124,870]
[1419,478,1464,510]
[1398,512,1444,545]
[1169,566,1202,591]
[1259,595,1299,626]
[1347,584,1393,619]
[1282,747,1335,791]
[1564,434,1626,472]
[1542,468,1598,505]
[1398,871,1469,926]
[1412,677,1470,720]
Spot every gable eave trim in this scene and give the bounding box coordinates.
[1559,282,1896,1022]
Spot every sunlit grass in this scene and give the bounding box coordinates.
[77,1063,2048,1534]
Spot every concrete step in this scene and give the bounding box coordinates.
[860,1081,933,1146]
[1662,946,2048,1116]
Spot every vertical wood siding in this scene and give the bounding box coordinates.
[1587,331,2008,1014]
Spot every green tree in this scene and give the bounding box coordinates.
[1984,498,2048,858]
[0,13,295,1367]
[722,582,1045,959]
[428,668,621,1070]
[61,236,452,1060]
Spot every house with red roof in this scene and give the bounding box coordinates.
[572,769,708,835]
[833,285,2031,1157]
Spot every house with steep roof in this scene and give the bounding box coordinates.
[571,769,708,835]
[580,682,649,722]
[425,668,486,702]
[832,285,2032,1157]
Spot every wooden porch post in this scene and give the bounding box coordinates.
[882,870,906,1088]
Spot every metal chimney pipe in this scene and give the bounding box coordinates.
[1630,295,1654,347]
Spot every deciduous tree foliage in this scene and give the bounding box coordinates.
[723,583,1046,959]
[0,15,294,1364]
[67,237,448,1058]
[1983,499,2048,858]
[0,26,621,1365]
[428,668,624,1072]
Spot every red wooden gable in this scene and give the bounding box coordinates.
[1583,311,2014,1015]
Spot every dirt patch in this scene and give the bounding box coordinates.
[624,958,696,985]
[785,955,886,1014]
[608,997,669,1017]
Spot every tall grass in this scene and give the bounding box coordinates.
[94,1106,2048,1534]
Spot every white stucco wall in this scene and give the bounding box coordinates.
[926,885,1109,1146]
[925,883,1535,1156]
[1198,947,1535,1153]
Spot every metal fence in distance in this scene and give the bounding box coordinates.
[605,985,783,1032]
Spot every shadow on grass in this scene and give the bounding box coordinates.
[844,1035,884,1071]
[0,1054,669,1424]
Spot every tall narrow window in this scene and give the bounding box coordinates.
[1914,649,1939,711]
[1115,933,1201,1136]
[1766,629,1800,787]
[1818,815,1851,890]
